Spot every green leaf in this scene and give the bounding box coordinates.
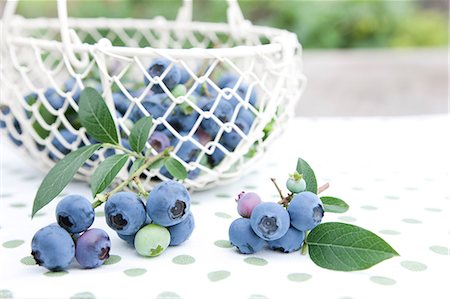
[90,154,129,196]
[164,158,187,180]
[321,196,349,213]
[129,116,153,153]
[307,222,399,271]
[296,158,317,194]
[128,158,145,175]
[79,87,118,144]
[32,144,101,217]
[148,157,166,170]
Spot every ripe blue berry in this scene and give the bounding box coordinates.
[56,195,94,234]
[208,147,225,167]
[148,131,170,153]
[267,226,305,253]
[105,192,147,235]
[49,129,77,160]
[31,224,75,271]
[200,99,233,137]
[168,211,195,246]
[117,232,135,246]
[236,192,262,218]
[44,88,65,110]
[64,78,81,103]
[75,228,111,269]
[288,191,324,231]
[229,218,265,254]
[144,58,181,93]
[146,181,191,226]
[286,178,306,193]
[112,92,130,116]
[250,202,290,241]
[130,93,170,122]
[221,109,254,150]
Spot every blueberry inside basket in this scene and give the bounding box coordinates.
[0,0,306,191]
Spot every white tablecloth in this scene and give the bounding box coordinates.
[1,115,449,299]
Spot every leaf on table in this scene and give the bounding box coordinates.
[164,158,187,180]
[90,154,129,196]
[296,158,318,194]
[79,87,118,144]
[307,222,399,271]
[129,116,153,153]
[32,144,101,217]
[321,196,349,213]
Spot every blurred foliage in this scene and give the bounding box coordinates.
[12,0,448,49]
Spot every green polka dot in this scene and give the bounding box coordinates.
[214,212,232,219]
[425,208,442,212]
[95,211,105,217]
[352,187,364,191]
[271,194,281,198]
[402,218,422,224]
[400,261,427,272]
[244,185,257,190]
[337,216,356,223]
[0,193,13,198]
[385,195,399,200]
[244,257,268,266]
[20,255,36,266]
[370,276,396,285]
[2,240,24,248]
[215,193,231,199]
[172,255,195,265]
[23,175,38,180]
[361,205,378,211]
[70,292,96,299]
[248,295,269,299]
[9,203,26,208]
[103,255,121,265]
[214,240,233,248]
[207,270,230,282]
[44,270,68,277]
[191,201,200,205]
[156,292,181,299]
[379,230,401,235]
[124,268,147,277]
[0,289,13,299]
[430,245,449,255]
[287,273,312,282]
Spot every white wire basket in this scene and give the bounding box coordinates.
[0,0,306,191]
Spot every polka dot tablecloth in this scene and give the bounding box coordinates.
[0,116,449,299]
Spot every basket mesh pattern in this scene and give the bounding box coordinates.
[0,18,306,191]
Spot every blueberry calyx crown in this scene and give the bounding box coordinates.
[31,250,43,266]
[58,215,73,229]
[313,205,324,222]
[170,200,186,219]
[258,216,278,236]
[99,247,110,260]
[110,214,128,230]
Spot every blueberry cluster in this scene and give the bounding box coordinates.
[229,179,324,254]
[105,181,195,257]
[1,58,259,179]
[31,195,110,271]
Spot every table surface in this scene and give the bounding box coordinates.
[0,115,449,299]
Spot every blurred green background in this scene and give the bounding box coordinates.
[11,0,449,49]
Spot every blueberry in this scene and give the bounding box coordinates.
[219,73,257,106]
[31,224,75,271]
[187,168,201,180]
[218,73,239,89]
[0,106,11,129]
[7,119,23,146]
[167,105,199,132]
[267,226,305,253]
[177,139,200,162]
[134,224,170,257]
[49,129,77,160]
[117,232,135,246]
[199,99,233,137]
[148,131,170,153]
[286,178,306,193]
[105,192,147,235]
[207,147,225,167]
[144,58,181,93]
[288,191,324,231]
[229,218,265,254]
[236,192,262,218]
[146,181,191,226]
[130,93,170,122]
[75,228,111,269]
[179,68,190,84]
[167,211,195,246]
[112,92,130,116]
[56,195,94,233]
[44,88,65,110]
[64,78,81,103]
[221,109,254,150]
[250,202,290,241]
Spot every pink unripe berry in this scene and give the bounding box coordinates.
[236,192,262,218]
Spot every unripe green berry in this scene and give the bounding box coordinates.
[134,224,170,257]
[286,178,306,193]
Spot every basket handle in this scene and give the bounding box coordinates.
[176,0,250,38]
[2,0,89,69]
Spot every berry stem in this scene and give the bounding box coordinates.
[318,182,330,194]
[133,177,149,198]
[102,143,143,159]
[270,178,285,200]
[91,147,173,208]
[301,232,309,255]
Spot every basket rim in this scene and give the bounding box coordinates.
[3,17,299,59]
